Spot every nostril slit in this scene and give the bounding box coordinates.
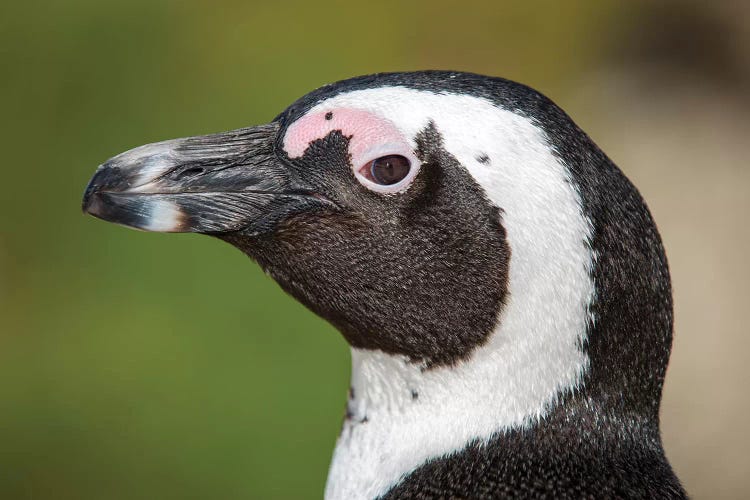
[173,166,205,181]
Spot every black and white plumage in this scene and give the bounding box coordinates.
[83,71,686,499]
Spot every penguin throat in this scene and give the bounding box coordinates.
[325,336,589,500]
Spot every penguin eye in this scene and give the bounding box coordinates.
[362,155,411,185]
[352,145,420,194]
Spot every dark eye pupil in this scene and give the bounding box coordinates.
[370,155,410,185]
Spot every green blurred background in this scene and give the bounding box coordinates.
[2,1,748,498]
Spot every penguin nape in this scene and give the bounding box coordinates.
[82,71,686,499]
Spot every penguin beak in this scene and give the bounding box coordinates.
[82,123,330,234]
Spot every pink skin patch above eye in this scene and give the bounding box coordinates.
[282,108,409,168]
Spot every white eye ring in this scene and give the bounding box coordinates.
[352,143,421,194]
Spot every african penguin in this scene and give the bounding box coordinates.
[82,71,686,499]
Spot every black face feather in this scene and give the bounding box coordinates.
[223,122,509,367]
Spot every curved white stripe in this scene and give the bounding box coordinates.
[303,87,595,500]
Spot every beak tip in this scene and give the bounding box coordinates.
[82,183,96,215]
[81,168,187,233]
[82,165,110,216]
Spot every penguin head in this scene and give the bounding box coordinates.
[83,72,673,421]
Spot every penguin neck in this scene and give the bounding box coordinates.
[325,310,591,500]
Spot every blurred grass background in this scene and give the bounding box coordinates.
[1,0,748,498]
